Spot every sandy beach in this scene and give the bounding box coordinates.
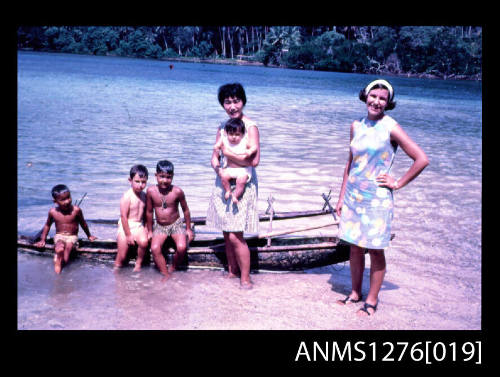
[17,224,480,332]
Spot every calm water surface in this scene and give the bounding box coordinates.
[17,51,482,330]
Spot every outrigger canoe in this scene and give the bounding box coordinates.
[17,233,350,271]
[16,194,392,271]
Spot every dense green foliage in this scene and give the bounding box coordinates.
[17,26,482,79]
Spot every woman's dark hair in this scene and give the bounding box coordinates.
[218,83,247,106]
[130,164,148,179]
[359,84,397,111]
[156,160,174,174]
[51,184,70,199]
[224,117,246,134]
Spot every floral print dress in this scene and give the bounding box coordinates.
[338,115,398,249]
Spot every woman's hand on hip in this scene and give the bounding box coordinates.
[376,173,398,190]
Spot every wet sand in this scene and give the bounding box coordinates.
[17,239,479,331]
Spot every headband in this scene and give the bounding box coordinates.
[365,79,394,101]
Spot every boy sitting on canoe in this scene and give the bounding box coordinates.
[146,160,194,280]
[35,184,97,274]
[114,164,150,272]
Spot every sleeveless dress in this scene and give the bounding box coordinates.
[338,115,398,249]
[206,119,259,234]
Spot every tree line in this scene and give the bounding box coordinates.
[17,26,482,80]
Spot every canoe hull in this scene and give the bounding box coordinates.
[17,235,350,271]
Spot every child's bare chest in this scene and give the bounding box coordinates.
[129,191,146,209]
[154,193,178,210]
[52,209,79,232]
[151,187,178,209]
[53,209,78,223]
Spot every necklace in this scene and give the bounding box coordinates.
[158,186,171,209]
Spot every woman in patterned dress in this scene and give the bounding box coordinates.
[335,79,429,316]
[206,83,260,289]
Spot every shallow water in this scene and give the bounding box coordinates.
[17,51,482,330]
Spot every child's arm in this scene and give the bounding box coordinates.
[146,188,154,240]
[178,189,194,243]
[34,211,54,247]
[119,195,135,245]
[78,207,97,241]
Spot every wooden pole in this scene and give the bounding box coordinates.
[266,194,275,247]
[322,191,337,221]
[86,209,331,226]
[258,222,339,239]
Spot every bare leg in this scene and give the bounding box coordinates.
[54,241,65,274]
[231,175,248,204]
[348,245,366,301]
[115,233,129,269]
[227,232,252,288]
[219,170,233,200]
[223,231,240,278]
[170,233,187,272]
[62,241,75,271]
[133,230,149,272]
[357,249,386,316]
[150,233,171,280]
[133,244,146,272]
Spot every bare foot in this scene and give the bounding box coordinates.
[54,255,62,274]
[224,191,231,200]
[113,264,122,273]
[160,272,172,282]
[240,280,253,290]
[231,194,239,204]
[223,271,240,279]
[132,265,141,272]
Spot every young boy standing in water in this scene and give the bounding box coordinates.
[35,184,97,274]
[115,165,149,272]
[146,160,194,280]
[213,118,257,204]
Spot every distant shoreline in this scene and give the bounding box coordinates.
[159,56,481,81]
[18,49,482,81]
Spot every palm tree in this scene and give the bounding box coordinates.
[226,26,234,58]
[264,26,301,63]
[219,26,226,57]
[173,27,192,55]
[234,26,246,56]
[265,26,301,51]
